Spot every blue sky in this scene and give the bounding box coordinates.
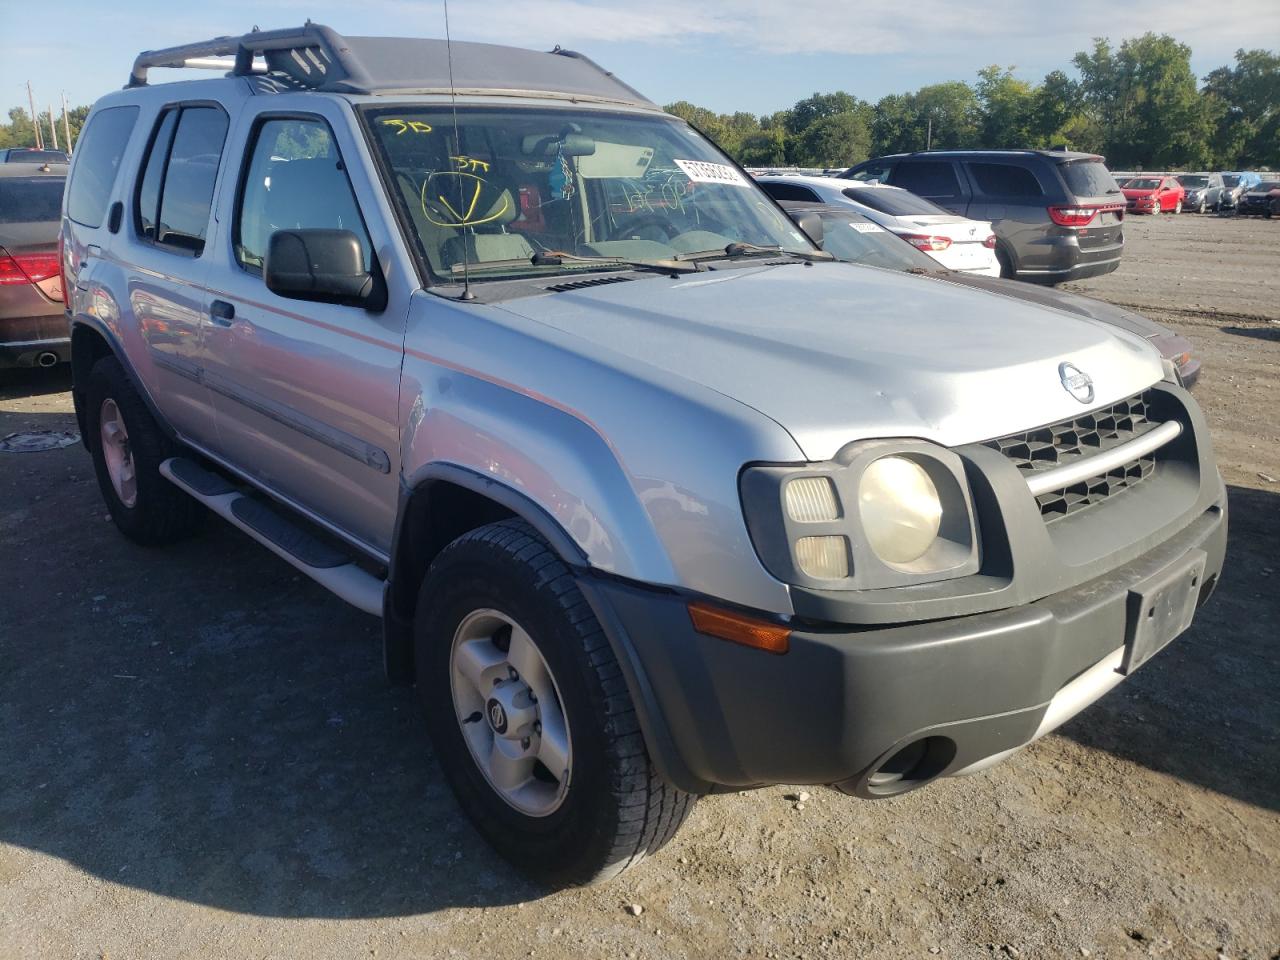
[4,0,1276,120]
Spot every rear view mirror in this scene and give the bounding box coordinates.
[264,229,385,310]
[790,210,825,249]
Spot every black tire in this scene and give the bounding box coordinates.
[995,247,1014,280]
[86,355,204,545]
[415,519,695,886]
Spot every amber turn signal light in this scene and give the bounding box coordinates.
[687,602,790,655]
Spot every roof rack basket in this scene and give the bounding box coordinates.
[127,23,369,90]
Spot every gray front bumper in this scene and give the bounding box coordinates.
[583,490,1226,796]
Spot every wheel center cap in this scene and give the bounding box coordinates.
[484,679,538,740]
[486,698,509,734]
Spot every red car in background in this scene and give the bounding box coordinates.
[1122,175,1185,214]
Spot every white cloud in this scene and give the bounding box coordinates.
[378,0,1280,62]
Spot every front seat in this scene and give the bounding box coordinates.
[421,171,535,270]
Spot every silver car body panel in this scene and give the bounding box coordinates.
[65,80,1168,618]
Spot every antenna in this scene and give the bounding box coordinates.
[442,0,475,301]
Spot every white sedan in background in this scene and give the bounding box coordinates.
[755,173,1001,276]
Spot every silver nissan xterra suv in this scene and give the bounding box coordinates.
[62,25,1227,886]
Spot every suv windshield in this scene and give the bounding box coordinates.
[841,186,948,216]
[364,106,813,282]
[1177,175,1210,188]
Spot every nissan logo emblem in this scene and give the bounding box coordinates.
[486,698,508,734]
[1059,362,1095,404]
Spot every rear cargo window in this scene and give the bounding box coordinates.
[0,177,65,223]
[888,161,962,199]
[967,162,1044,198]
[66,106,139,227]
[758,182,822,203]
[1059,160,1121,198]
[841,186,947,216]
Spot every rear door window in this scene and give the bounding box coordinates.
[966,162,1044,198]
[1058,160,1121,199]
[66,105,139,227]
[134,104,229,255]
[888,161,962,201]
[758,182,822,203]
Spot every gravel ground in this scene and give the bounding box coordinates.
[1,212,1277,960]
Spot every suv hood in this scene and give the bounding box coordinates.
[497,262,1163,461]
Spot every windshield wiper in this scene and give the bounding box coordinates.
[447,252,700,278]
[531,251,701,275]
[679,242,834,263]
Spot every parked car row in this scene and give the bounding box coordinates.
[1109,170,1277,215]
[837,150,1126,284]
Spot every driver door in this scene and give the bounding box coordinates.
[200,102,410,555]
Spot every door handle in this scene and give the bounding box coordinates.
[210,299,236,326]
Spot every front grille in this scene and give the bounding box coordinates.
[986,391,1162,521]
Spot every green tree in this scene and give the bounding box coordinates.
[793,112,871,167]
[1202,48,1280,168]
[738,129,787,166]
[1074,34,1214,168]
[976,66,1039,148]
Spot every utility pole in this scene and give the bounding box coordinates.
[26,81,44,149]
[61,92,73,153]
[47,104,59,151]
[926,116,933,151]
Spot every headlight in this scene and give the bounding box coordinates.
[857,456,943,563]
[739,441,981,591]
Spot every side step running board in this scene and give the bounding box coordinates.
[160,457,385,617]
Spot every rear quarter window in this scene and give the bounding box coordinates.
[0,177,65,223]
[967,162,1044,198]
[1058,160,1121,199]
[67,105,140,227]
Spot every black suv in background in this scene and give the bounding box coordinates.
[841,150,1125,284]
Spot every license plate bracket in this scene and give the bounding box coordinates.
[1121,549,1207,675]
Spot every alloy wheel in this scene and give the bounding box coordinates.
[99,398,137,508]
[450,608,572,817]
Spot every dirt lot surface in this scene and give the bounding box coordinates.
[2,213,1277,960]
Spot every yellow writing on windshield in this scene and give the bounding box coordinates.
[381,118,434,135]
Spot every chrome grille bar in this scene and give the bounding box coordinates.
[1024,419,1182,497]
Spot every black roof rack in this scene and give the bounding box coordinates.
[127,23,656,108]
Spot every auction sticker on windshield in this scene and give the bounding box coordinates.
[673,159,751,188]
[848,222,884,233]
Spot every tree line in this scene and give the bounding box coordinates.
[666,36,1278,171]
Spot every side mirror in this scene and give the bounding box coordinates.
[264,229,384,310]
[790,210,825,249]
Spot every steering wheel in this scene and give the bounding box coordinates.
[611,214,681,243]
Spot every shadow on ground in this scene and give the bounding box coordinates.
[0,425,541,918]
[3,418,1277,918]
[0,364,73,400]
[1220,324,1280,342]
[1059,484,1280,814]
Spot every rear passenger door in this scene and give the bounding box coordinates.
[885,160,970,215]
[201,101,409,555]
[962,161,1048,268]
[126,101,231,446]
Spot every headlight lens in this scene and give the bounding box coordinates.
[784,476,841,522]
[794,535,850,579]
[857,456,943,564]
